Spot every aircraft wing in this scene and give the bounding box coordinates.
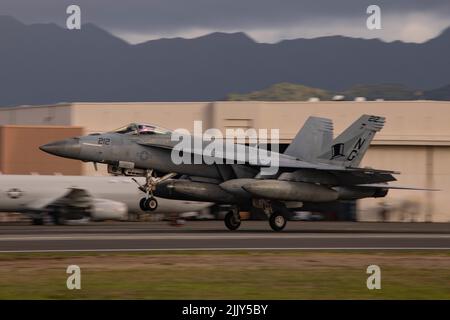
[276,157,398,173]
[25,188,91,211]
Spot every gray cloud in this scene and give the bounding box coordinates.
[1,0,449,43]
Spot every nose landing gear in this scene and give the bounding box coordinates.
[133,169,176,212]
[139,197,158,211]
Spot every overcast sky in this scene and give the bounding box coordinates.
[1,0,449,43]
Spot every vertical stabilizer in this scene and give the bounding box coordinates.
[317,115,385,167]
[284,116,333,162]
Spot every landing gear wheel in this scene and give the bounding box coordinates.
[144,197,158,211]
[140,197,158,211]
[139,198,147,211]
[224,211,241,231]
[269,212,287,232]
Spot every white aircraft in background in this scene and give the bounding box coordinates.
[0,174,212,225]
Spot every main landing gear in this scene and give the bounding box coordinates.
[133,169,176,212]
[222,202,288,232]
[269,212,287,232]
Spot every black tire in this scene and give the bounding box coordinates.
[145,197,158,211]
[269,212,287,232]
[139,198,147,211]
[224,211,241,231]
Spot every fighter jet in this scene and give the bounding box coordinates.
[40,115,415,231]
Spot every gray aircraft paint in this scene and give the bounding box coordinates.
[40,119,396,184]
[283,116,334,162]
[39,117,399,204]
[317,115,385,167]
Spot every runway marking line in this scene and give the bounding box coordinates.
[1,247,449,253]
[1,233,450,241]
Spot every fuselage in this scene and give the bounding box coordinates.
[46,133,223,179]
[38,123,391,206]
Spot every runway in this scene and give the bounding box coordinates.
[0,221,449,252]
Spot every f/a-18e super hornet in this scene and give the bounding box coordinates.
[40,115,421,231]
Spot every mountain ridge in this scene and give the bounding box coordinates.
[227,83,448,101]
[0,15,449,106]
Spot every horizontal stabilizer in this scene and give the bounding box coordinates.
[356,184,440,191]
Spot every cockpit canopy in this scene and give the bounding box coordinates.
[111,123,172,135]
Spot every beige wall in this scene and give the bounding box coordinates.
[346,144,449,222]
[71,102,212,133]
[211,101,450,145]
[1,101,449,221]
[0,126,83,175]
[2,101,449,145]
[358,146,448,222]
[0,104,72,126]
[428,147,450,222]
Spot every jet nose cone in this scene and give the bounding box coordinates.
[39,141,61,154]
[40,138,81,158]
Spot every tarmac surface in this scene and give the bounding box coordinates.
[0,221,449,252]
